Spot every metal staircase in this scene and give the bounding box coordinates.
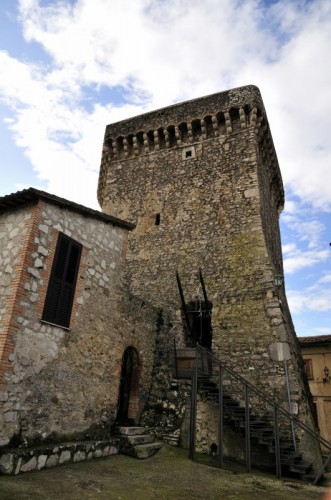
[187,344,331,484]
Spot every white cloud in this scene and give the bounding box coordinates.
[319,273,331,284]
[18,0,273,107]
[0,0,330,339]
[287,287,331,314]
[283,249,329,274]
[282,199,299,216]
[0,0,330,212]
[289,220,325,250]
[311,327,331,336]
[238,2,331,208]
[281,209,329,274]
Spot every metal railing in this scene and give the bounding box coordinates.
[188,345,331,484]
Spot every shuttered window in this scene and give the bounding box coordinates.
[42,233,82,328]
[303,359,314,380]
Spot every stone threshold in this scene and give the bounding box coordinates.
[0,438,119,475]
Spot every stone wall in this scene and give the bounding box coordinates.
[0,438,118,475]
[0,198,163,451]
[97,85,317,451]
[140,317,191,445]
[0,205,34,397]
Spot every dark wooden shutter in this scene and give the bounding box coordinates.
[42,233,82,328]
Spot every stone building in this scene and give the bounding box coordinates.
[299,335,331,448]
[0,85,325,477]
[0,188,168,472]
[98,85,312,419]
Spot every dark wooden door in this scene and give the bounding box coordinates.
[117,347,136,423]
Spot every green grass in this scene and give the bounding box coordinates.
[0,445,327,499]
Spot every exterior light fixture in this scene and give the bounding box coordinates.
[274,275,284,288]
[323,366,330,383]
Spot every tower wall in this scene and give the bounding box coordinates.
[97,86,311,420]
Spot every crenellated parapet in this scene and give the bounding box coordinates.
[98,85,283,211]
[102,109,254,157]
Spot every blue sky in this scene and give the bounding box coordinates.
[0,0,330,337]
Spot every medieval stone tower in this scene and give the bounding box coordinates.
[97,85,310,419]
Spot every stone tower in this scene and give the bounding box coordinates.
[97,85,310,417]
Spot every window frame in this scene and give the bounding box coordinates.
[42,232,82,328]
[303,358,314,381]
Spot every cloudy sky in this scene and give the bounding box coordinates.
[0,0,330,337]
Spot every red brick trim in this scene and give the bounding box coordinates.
[0,204,39,387]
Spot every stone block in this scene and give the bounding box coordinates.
[29,292,38,302]
[4,411,17,423]
[73,450,86,462]
[38,454,48,470]
[102,446,110,456]
[27,267,40,278]
[46,454,59,468]
[34,258,43,269]
[39,224,49,234]
[21,456,37,473]
[0,391,8,402]
[37,245,48,256]
[269,342,291,362]
[291,402,298,415]
[59,450,71,464]
[15,457,22,475]
[0,453,14,474]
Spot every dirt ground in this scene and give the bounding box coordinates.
[0,444,329,500]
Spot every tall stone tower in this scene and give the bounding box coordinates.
[97,85,310,417]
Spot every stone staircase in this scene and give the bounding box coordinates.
[117,426,163,459]
[198,380,314,480]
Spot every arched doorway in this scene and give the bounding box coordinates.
[117,347,139,424]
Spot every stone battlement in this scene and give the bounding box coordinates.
[98,85,282,210]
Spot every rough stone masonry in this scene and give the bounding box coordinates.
[0,85,320,474]
[98,85,315,437]
[0,190,170,474]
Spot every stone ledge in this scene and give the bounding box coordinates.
[0,438,119,475]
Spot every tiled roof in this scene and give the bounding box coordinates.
[0,187,135,230]
[298,335,331,345]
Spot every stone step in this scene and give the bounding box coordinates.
[127,434,154,445]
[118,426,146,436]
[117,425,163,460]
[131,442,163,459]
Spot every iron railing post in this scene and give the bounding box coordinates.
[244,384,251,472]
[284,359,297,452]
[173,338,179,380]
[218,364,224,468]
[189,346,199,461]
[273,405,281,479]
[313,451,331,485]
[195,344,331,482]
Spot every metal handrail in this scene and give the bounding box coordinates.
[196,344,331,452]
[173,338,179,380]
